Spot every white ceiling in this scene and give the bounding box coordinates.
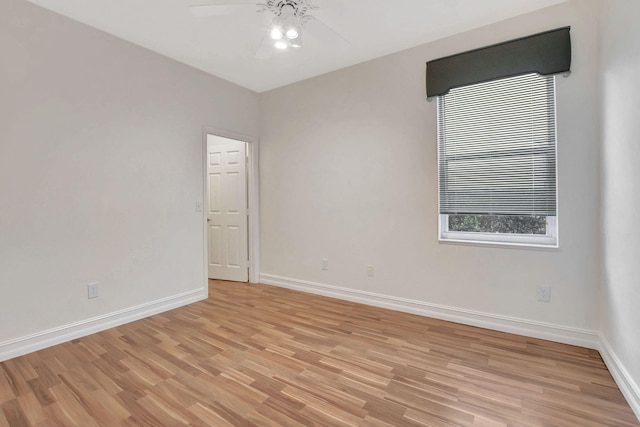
[25,0,568,93]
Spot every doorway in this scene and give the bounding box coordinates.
[205,132,258,283]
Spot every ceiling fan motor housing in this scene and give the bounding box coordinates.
[265,0,315,17]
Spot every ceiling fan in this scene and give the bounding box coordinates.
[190,0,348,59]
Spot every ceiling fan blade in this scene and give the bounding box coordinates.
[255,34,274,60]
[304,16,349,50]
[190,3,259,17]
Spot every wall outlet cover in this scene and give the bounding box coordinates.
[537,285,551,302]
[367,265,375,277]
[88,282,99,299]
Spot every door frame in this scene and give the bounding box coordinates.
[202,127,260,286]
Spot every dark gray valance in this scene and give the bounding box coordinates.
[426,27,571,98]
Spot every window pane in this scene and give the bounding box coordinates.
[448,214,547,235]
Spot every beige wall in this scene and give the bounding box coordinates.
[600,0,640,410]
[0,0,258,345]
[259,1,601,341]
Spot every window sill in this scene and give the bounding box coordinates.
[439,233,558,250]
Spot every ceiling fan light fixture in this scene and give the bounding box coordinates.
[290,34,302,48]
[274,39,289,50]
[270,26,284,40]
[281,12,300,39]
[285,26,299,39]
[270,14,286,39]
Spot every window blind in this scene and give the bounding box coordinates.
[437,73,557,216]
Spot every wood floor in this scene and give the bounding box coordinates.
[0,280,637,426]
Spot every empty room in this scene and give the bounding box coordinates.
[1,0,639,425]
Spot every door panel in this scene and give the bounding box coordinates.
[207,136,248,282]
[208,174,221,213]
[208,226,221,266]
[225,172,240,213]
[227,226,240,267]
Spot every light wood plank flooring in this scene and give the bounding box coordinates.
[0,280,637,426]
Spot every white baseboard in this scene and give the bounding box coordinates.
[0,288,207,363]
[599,335,640,421]
[260,273,599,349]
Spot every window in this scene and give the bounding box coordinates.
[437,73,558,247]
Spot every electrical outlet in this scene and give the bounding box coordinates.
[88,282,99,299]
[321,258,329,271]
[537,285,551,302]
[367,265,375,277]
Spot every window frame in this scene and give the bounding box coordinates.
[436,74,559,248]
[438,215,558,248]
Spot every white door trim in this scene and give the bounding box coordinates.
[202,127,260,285]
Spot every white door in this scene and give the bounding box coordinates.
[207,136,248,282]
